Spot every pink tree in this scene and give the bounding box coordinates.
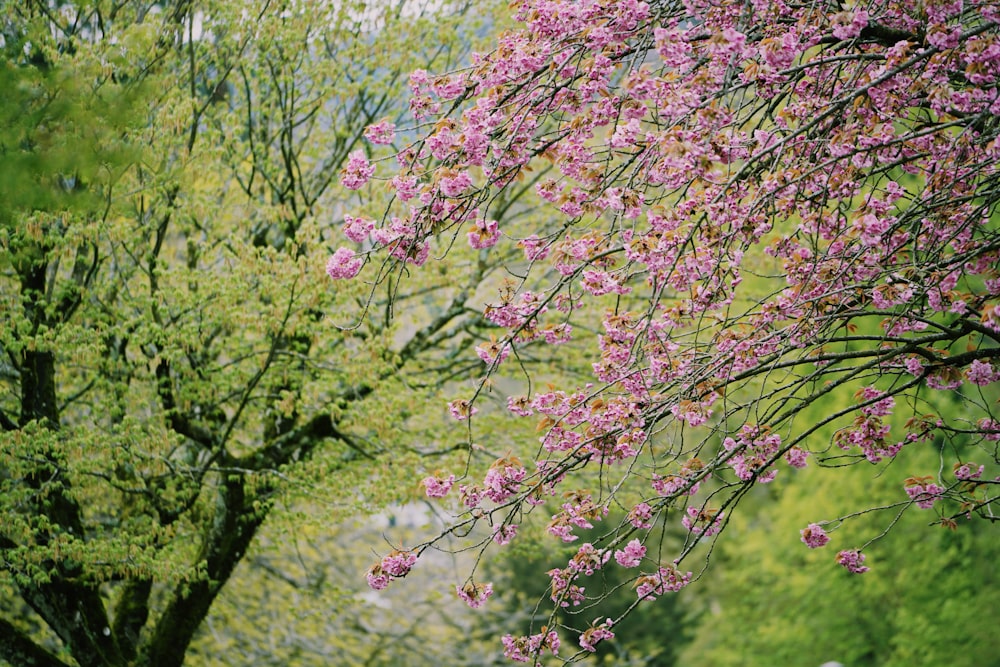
[332,0,1000,660]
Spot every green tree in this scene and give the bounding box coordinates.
[0,1,507,665]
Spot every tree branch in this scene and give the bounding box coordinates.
[0,617,72,667]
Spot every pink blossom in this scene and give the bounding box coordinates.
[506,395,533,416]
[467,218,500,249]
[979,418,1000,441]
[579,619,615,652]
[493,524,518,545]
[784,446,810,469]
[502,630,560,662]
[954,462,984,481]
[439,170,474,197]
[365,564,391,590]
[905,481,945,509]
[831,9,868,40]
[628,502,654,529]
[447,399,477,421]
[483,458,527,503]
[635,565,691,600]
[381,550,417,577]
[682,506,724,537]
[567,543,611,576]
[476,338,511,365]
[836,549,869,574]
[459,483,484,509]
[966,359,999,386]
[422,474,455,498]
[390,174,420,200]
[547,521,578,542]
[364,119,396,145]
[456,581,493,608]
[340,150,375,190]
[520,234,550,260]
[614,539,646,568]
[342,214,374,243]
[800,523,830,549]
[325,247,363,280]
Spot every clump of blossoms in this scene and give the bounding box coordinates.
[614,539,646,568]
[421,473,455,498]
[579,618,615,652]
[366,550,418,590]
[502,629,560,663]
[836,549,869,574]
[456,581,494,608]
[682,506,724,537]
[339,150,375,190]
[800,523,830,549]
[904,476,946,509]
[635,565,692,600]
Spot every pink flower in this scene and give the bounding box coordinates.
[342,214,374,243]
[483,458,527,503]
[364,119,396,145]
[520,234,550,260]
[954,462,984,480]
[365,564,391,590]
[904,480,945,509]
[390,174,420,200]
[635,565,691,600]
[493,524,518,545]
[467,217,500,249]
[784,446,810,469]
[325,247,363,280]
[628,502,654,529]
[381,550,417,577]
[456,581,493,608]
[614,539,646,568]
[682,506,724,537]
[579,619,615,652]
[439,170,474,197]
[836,549,869,574]
[966,359,998,386]
[447,398,477,421]
[567,543,611,576]
[800,523,830,549]
[502,630,560,662]
[506,395,533,416]
[476,338,511,365]
[340,150,375,190]
[831,9,868,40]
[422,474,455,498]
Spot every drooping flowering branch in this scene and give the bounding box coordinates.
[330,0,1000,660]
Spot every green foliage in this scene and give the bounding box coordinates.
[0,1,515,665]
[680,442,1000,667]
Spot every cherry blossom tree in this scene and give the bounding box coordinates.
[334,0,1000,661]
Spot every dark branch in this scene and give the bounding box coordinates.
[0,617,72,667]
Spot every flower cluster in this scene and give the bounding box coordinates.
[614,539,646,568]
[340,150,375,190]
[722,425,782,483]
[366,550,418,590]
[421,474,455,498]
[681,506,724,537]
[635,565,692,600]
[904,476,945,509]
[579,619,615,652]
[502,629,560,663]
[456,581,494,608]
[800,523,830,549]
[836,549,869,574]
